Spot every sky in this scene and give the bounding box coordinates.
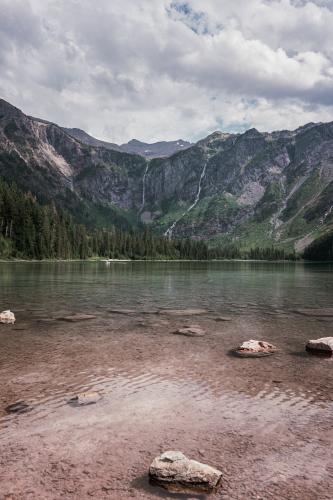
[1,0,333,143]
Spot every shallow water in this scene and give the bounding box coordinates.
[0,261,332,499]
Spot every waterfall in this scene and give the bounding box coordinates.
[164,161,208,238]
[320,205,333,225]
[140,163,149,212]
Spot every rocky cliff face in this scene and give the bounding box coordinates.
[0,99,146,230]
[141,123,333,250]
[1,98,333,251]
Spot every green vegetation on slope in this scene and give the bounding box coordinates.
[151,194,241,235]
[0,178,298,261]
[0,178,209,260]
[0,151,138,232]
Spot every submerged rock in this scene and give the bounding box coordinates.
[234,339,277,357]
[173,326,205,337]
[5,401,29,414]
[306,337,333,354]
[149,450,222,494]
[293,308,333,317]
[159,308,208,316]
[59,314,96,322]
[0,310,15,324]
[68,392,101,406]
[109,309,136,315]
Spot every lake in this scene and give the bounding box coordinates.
[0,261,332,499]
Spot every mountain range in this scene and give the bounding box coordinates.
[1,98,332,253]
[30,118,193,159]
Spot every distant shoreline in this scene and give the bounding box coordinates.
[0,258,329,263]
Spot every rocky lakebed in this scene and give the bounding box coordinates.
[0,261,332,499]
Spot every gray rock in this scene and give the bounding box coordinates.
[214,316,232,322]
[306,337,333,354]
[0,310,15,324]
[173,326,205,337]
[234,339,277,357]
[149,450,222,494]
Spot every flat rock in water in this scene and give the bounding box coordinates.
[58,314,96,322]
[306,337,333,354]
[293,308,333,317]
[173,326,205,337]
[214,316,232,322]
[5,401,30,414]
[0,310,15,324]
[149,450,222,494]
[159,309,208,316]
[234,339,277,357]
[109,309,136,315]
[68,392,101,406]
[11,372,50,384]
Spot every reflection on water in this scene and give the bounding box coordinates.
[0,260,333,313]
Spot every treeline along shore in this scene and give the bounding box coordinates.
[0,178,330,261]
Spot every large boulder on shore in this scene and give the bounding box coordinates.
[149,451,222,494]
[306,337,333,354]
[0,310,15,324]
[234,339,277,357]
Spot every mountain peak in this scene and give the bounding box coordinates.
[127,139,142,145]
[243,127,262,138]
[119,138,193,158]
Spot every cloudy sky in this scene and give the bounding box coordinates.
[1,0,333,143]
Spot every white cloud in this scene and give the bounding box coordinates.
[0,0,332,142]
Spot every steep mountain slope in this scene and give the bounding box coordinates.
[141,125,333,250]
[0,99,146,230]
[1,98,333,252]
